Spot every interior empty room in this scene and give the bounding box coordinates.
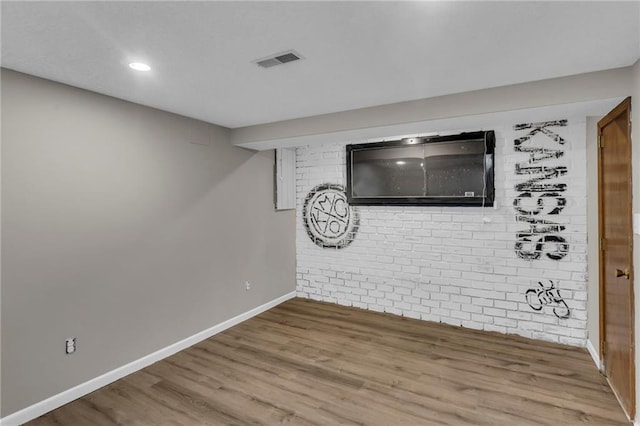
[2,1,640,425]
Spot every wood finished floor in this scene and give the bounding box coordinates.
[28,298,628,425]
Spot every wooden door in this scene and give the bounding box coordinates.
[598,97,634,419]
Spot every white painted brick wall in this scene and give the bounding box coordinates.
[296,119,588,347]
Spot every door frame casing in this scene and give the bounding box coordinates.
[597,96,635,419]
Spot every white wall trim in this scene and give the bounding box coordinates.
[586,339,603,371]
[0,291,296,426]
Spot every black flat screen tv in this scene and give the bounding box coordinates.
[346,130,495,206]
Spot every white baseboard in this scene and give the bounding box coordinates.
[0,291,296,426]
[585,339,603,371]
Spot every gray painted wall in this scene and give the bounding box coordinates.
[0,69,296,417]
[231,66,634,148]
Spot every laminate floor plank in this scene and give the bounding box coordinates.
[226,328,616,425]
[27,298,629,425]
[276,301,589,361]
[243,316,612,403]
[197,337,477,424]
[265,304,589,367]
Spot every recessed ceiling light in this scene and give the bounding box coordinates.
[129,62,151,72]
[396,161,406,165]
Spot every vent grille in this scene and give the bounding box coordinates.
[256,58,281,68]
[255,50,303,68]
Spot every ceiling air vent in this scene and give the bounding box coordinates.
[254,50,303,68]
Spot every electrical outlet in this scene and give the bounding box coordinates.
[245,281,251,291]
[65,338,76,354]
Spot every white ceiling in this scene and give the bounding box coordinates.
[2,1,639,129]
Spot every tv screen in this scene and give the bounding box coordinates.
[346,131,495,206]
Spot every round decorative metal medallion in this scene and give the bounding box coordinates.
[303,184,359,249]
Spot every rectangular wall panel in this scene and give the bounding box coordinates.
[275,148,296,210]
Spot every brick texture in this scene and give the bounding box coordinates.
[296,120,588,347]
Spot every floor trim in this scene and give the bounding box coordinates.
[586,338,603,371]
[0,291,296,426]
